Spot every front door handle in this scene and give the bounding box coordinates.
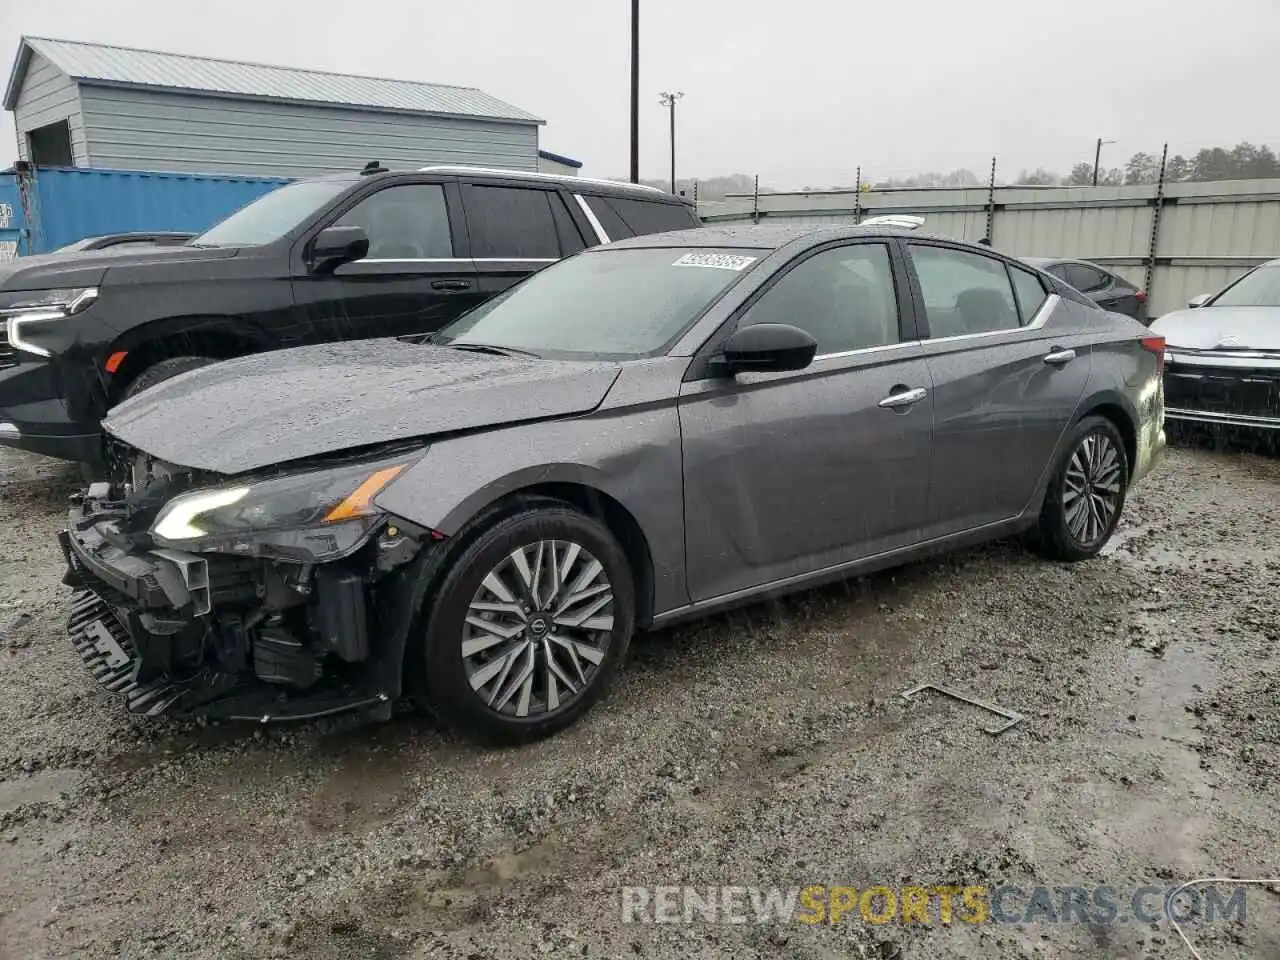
[878,386,928,409]
[431,279,472,291]
[1043,347,1077,366]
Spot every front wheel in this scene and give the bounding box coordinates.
[415,502,635,742]
[1036,416,1129,562]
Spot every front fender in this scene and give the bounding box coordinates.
[373,405,690,615]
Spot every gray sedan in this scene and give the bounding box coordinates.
[61,225,1167,741]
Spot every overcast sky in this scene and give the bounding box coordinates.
[3,0,1278,188]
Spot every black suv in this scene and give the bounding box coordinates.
[0,165,699,463]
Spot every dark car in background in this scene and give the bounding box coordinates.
[1150,258,1280,437]
[0,165,700,464]
[60,225,1165,740]
[1021,257,1147,320]
[53,232,195,253]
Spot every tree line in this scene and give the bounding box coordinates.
[877,142,1280,189]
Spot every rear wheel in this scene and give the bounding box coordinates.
[415,502,635,742]
[1036,416,1129,562]
[122,356,215,400]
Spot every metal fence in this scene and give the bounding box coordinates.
[697,177,1280,317]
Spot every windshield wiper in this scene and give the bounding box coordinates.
[448,343,541,359]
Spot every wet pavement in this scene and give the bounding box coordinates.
[0,443,1277,959]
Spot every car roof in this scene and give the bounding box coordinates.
[603,223,963,251]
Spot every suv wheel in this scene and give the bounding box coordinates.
[1036,416,1129,562]
[416,502,635,742]
[123,356,215,400]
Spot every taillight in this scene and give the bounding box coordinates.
[1135,289,1148,304]
[1141,335,1165,373]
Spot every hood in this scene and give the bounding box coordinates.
[102,339,622,474]
[1151,306,1280,351]
[0,244,238,292]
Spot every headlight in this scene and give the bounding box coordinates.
[150,453,420,560]
[1,287,99,357]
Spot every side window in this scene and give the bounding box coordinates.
[740,243,900,355]
[466,186,561,259]
[583,196,635,240]
[335,184,452,259]
[1066,263,1109,293]
[602,197,700,236]
[1009,264,1049,324]
[1045,264,1071,282]
[908,244,1020,337]
[548,193,587,255]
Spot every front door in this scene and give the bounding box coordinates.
[678,240,935,603]
[904,241,1092,534]
[292,180,484,343]
[460,182,588,300]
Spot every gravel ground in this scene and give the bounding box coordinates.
[0,442,1277,960]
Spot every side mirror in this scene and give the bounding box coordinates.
[310,225,369,272]
[1188,293,1212,309]
[719,323,817,374]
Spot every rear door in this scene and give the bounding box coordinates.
[292,177,481,341]
[460,182,587,299]
[905,241,1092,534]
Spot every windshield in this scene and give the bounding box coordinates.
[192,180,354,247]
[432,247,761,360]
[1211,264,1280,307]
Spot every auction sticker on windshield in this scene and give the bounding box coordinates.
[672,252,758,271]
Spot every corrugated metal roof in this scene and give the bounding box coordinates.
[4,36,543,124]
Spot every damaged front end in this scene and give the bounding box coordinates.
[1164,348,1280,433]
[58,442,437,722]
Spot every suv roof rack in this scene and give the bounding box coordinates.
[416,165,668,195]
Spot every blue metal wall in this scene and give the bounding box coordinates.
[0,165,291,255]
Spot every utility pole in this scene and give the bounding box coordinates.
[658,91,684,194]
[1093,137,1116,187]
[629,0,639,183]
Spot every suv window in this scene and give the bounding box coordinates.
[740,243,900,355]
[908,244,1020,337]
[1065,263,1110,293]
[335,184,453,259]
[604,197,699,235]
[1009,264,1049,323]
[583,196,634,240]
[548,193,587,256]
[467,186,562,259]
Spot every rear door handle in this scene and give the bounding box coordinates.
[1044,347,1076,365]
[431,280,472,291]
[878,386,928,409]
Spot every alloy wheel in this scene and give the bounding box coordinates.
[1062,432,1123,546]
[461,540,615,719]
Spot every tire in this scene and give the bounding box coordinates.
[414,501,635,743]
[1036,415,1129,562]
[122,356,215,400]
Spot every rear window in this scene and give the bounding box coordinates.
[584,195,698,240]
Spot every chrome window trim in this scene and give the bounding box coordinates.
[574,194,611,244]
[922,293,1059,344]
[358,257,559,265]
[812,339,921,362]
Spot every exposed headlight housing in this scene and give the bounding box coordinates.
[1,287,99,357]
[150,453,420,561]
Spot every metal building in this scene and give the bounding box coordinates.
[3,37,544,177]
